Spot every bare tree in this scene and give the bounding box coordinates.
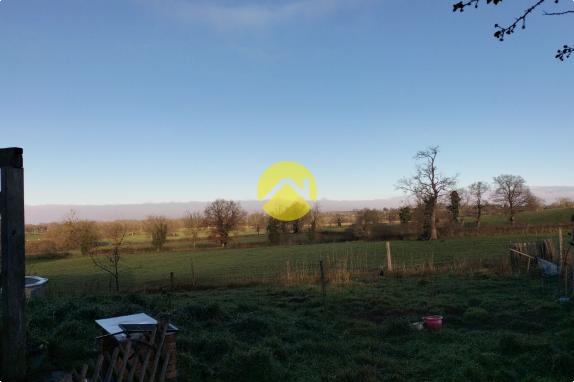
[45,211,76,251]
[291,218,302,234]
[350,208,381,239]
[309,203,321,233]
[52,210,101,255]
[90,222,127,292]
[73,220,101,256]
[457,187,472,227]
[355,208,381,231]
[307,203,322,241]
[204,199,245,247]
[468,181,490,230]
[332,213,344,228]
[145,215,170,251]
[492,175,530,225]
[183,211,203,248]
[397,146,457,240]
[248,212,267,236]
[453,0,573,60]
[551,198,574,208]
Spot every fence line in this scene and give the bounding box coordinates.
[45,244,517,297]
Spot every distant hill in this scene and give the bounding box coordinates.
[25,197,408,224]
[530,186,574,204]
[24,186,574,224]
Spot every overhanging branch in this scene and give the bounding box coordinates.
[453,0,572,60]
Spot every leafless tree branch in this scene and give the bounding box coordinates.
[453,0,572,60]
[543,10,574,16]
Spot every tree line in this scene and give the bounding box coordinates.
[397,146,545,240]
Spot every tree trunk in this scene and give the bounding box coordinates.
[476,207,482,231]
[430,205,438,240]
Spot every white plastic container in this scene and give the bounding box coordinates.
[25,276,48,298]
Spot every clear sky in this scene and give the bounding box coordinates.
[1,0,572,205]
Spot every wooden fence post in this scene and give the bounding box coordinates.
[386,241,393,272]
[319,260,326,302]
[0,147,26,382]
[559,228,564,273]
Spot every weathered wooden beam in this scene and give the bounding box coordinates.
[509,248,536,260]
[1,165,26,381]
[0,147,23,168]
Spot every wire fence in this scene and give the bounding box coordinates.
[41,236,534,297]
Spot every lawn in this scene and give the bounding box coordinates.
[26,274,574,381]
[479,207,574,227]
[27,233,559,294]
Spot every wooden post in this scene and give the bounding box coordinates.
[319,260,326,301]
[170,272,175,291]
[559,228,564,273]
[0,147,26,381]
[564,265,568,296]
[386,241,393,272]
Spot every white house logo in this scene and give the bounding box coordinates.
[257,161,317,221]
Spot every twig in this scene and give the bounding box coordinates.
[543,10,574,16]
[492,0,546,42]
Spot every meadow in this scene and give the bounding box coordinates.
[27,274,574,381]
[19,207,574,381]
[477,207,574,227]
[26,233,558,294]
[25,207,574,295]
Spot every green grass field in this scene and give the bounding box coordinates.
[476,207,574,227]
[26,274,574,381]
[19,208,574,381]
[28,232,560,294]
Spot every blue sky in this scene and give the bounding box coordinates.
[1,0,572,205]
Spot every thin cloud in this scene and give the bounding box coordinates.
[138,0,361,29]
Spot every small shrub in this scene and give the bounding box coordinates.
[26,240,70,260]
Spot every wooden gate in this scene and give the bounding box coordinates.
[60,318,176,382]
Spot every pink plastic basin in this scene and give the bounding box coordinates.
[423,315,443,331]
